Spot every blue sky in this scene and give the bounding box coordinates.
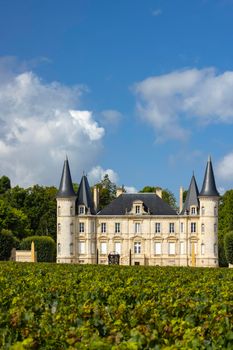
[0,0,233,197]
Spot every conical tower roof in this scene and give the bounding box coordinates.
[57,158,76,198]
[76,175,95,214]
[199,156,219,197]
[181,174,199,214]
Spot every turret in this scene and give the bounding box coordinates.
[56,157,76,263]
[76,175,95,215]
[199,156,219,267]
[181,174,199,215]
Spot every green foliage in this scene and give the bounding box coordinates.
[4,185,57,241]
[0,199,31,240]
[140,186,177,209]
[224,231,233,265]
[0,264,233,349]
[0,229,17,260]
[20,236,56,262]
[218,238,228,267]
[97,174,117,210]
[218,190,233,239]
[0,175,11,194]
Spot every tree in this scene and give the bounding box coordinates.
[0,229,16,260]
[224,231,233,265]
[0,176,11,194]
[97,174,117,210]
[140,186,177,210]
[218,190,233,266]
[0,199,31,239]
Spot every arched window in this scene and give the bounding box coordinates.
[57,243,61,255]
[201,223,205,234]
[201,206,205,215]
[58,206,61,216]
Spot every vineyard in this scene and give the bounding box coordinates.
[0,263,233,349]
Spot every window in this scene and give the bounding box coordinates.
[201,243,205,255]
[70,206,73,215]
[134,242,141,254]
[155,223,161,233]
[79,206,85,214]
[191,207,196,215]
[135,205,140,214]
[58,223,61,233]
[79,222,84,233]
[154,242,162,255]
[100,242,107,254]
[169,223,175,234]
[114,242,121,254]
[191,222,196,233]
[180,241,185,255]
[180,222,184,233]
[190,242,197,254]
[201,206,205,215]
[201,223,205,234]
[70,222,73,234]
[91,241,95,254]
[115,223,121,233]
[79,241,85,254]
[214,206,217,216]
[101,223,106,233]
[135,222,141,234]
[57,243,61,255]
[214,223,217,233]
[70,243,73,255]
[168,242,175,255]
[214,243,217,256]
[58,206,61,216]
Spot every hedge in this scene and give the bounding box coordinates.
[224,231,233,265]
[20,235,56,262]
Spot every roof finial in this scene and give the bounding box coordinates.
[208,155,211,162]
[65,154,68,161]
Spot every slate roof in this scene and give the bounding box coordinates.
[57,158,76,198]
[98,193,177,216]
[181,175,199,214]
[199,157,219,197]
[76,175,95,214]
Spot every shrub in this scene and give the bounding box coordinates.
[0,229,16,260]
[20,235,56,262]
[224,231,233,265]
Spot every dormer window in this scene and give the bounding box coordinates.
[79,206,85,215]
[191,207,196,215]
[136,205,140,214]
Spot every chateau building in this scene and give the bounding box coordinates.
[56,157,219,267]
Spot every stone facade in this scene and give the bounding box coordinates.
[56,158,219,267]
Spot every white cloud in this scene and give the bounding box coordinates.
[100,109,122,128]
[124,186,138,193]
[134,68,233,142]
[152,9,162,16]
[216,151,233,181]
[0,65,105,187]
[88,166,119,185]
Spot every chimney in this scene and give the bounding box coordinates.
[93,186,99,212]
[116,187,124,197]
[179,186,183,212]
[156,188,162,198]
